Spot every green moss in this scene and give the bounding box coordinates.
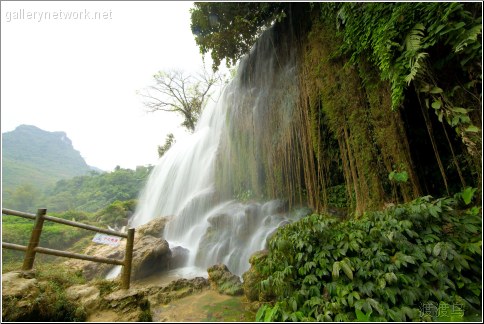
[208,264,244,296]
[202,297,256,322]
[2,264,88,322]
[94,279,120,297]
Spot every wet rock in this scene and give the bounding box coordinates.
[169,246,190,269]
[136,216,171,238]
[207,213,232,229]
[64,217,173,281]
[131,235,171,279]
[207,264,243,296]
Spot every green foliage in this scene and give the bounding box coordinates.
[456,187,477,205]
[235,189,255,202]
[327,185,349,208]
[250,192,481,321]
[324,2,481,154]
[94,279,120,297]
[355,308,372,321]
[2,184,42,212]
[96,199,137,227]
[158,133,175,158]
[389,167,409,183]
[43,165,152,213]
[2,199,137,264]
[1,214,92,263]
[190,2,287,70]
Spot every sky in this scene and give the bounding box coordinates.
[1,1,213,171]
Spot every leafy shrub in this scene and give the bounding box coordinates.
[250,193,481,321]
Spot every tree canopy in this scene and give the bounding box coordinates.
[190,2,286,70]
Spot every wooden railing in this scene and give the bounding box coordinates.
[2,208,135,289]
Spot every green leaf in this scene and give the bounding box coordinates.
[451,107,468,114]
[341,259,353,280]
[355,309,372,322]
[367,298,384,315]
[431,100,442,109]
[264,304,278,322]
[384,272,398,284]
[255,305,267,322]
[332,261,341,279]
[461,187,477,205]
[465,125,479,132]
[433,242,442,256]
[429,87,443,94]
[290,298,297,312]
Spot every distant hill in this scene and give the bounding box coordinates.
[2,125,97,192]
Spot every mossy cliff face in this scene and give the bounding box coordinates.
[298,19,422,214]
[215,6,479,216]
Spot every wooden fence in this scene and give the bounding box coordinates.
[2,208,135,289]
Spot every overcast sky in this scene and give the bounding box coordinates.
[1,1,212,171]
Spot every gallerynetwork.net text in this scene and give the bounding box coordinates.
[5,9,112,22]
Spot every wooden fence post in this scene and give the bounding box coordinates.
[121,228,135,289]
[22,208,47,271]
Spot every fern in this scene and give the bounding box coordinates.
[405,23,425,52]
[454,24,482,53]
[405,52,428,85]
[403,23,429,85]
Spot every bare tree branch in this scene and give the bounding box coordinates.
[139,69,221,132]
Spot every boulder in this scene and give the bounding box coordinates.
[131,235,171,280]
[64,244,123,280]
[136,216,171,238]
[1,268,209,322]
[2,271,41,321]
[169,246,190,269]
[1,271,38,298]
[145,277,210,305]
[1,270,84,322]
[64,217,173,281]
[65,284,100,313]
[98,288,152,322]
[207,264,243,296]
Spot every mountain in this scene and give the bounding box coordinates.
[2,125,96,192]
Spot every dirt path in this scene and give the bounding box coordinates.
[151,289,255,322]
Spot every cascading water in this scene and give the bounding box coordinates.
[129,22,307,277]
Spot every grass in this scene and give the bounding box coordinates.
[202,297,255,322]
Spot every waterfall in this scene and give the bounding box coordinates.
[129,24,307,276]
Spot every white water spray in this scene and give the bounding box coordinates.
[129,26,306,276]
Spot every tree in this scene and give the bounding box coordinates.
[158,133,175,158]
[139,69,220,132]
[5,184,41,212]
[190,2,287,70]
